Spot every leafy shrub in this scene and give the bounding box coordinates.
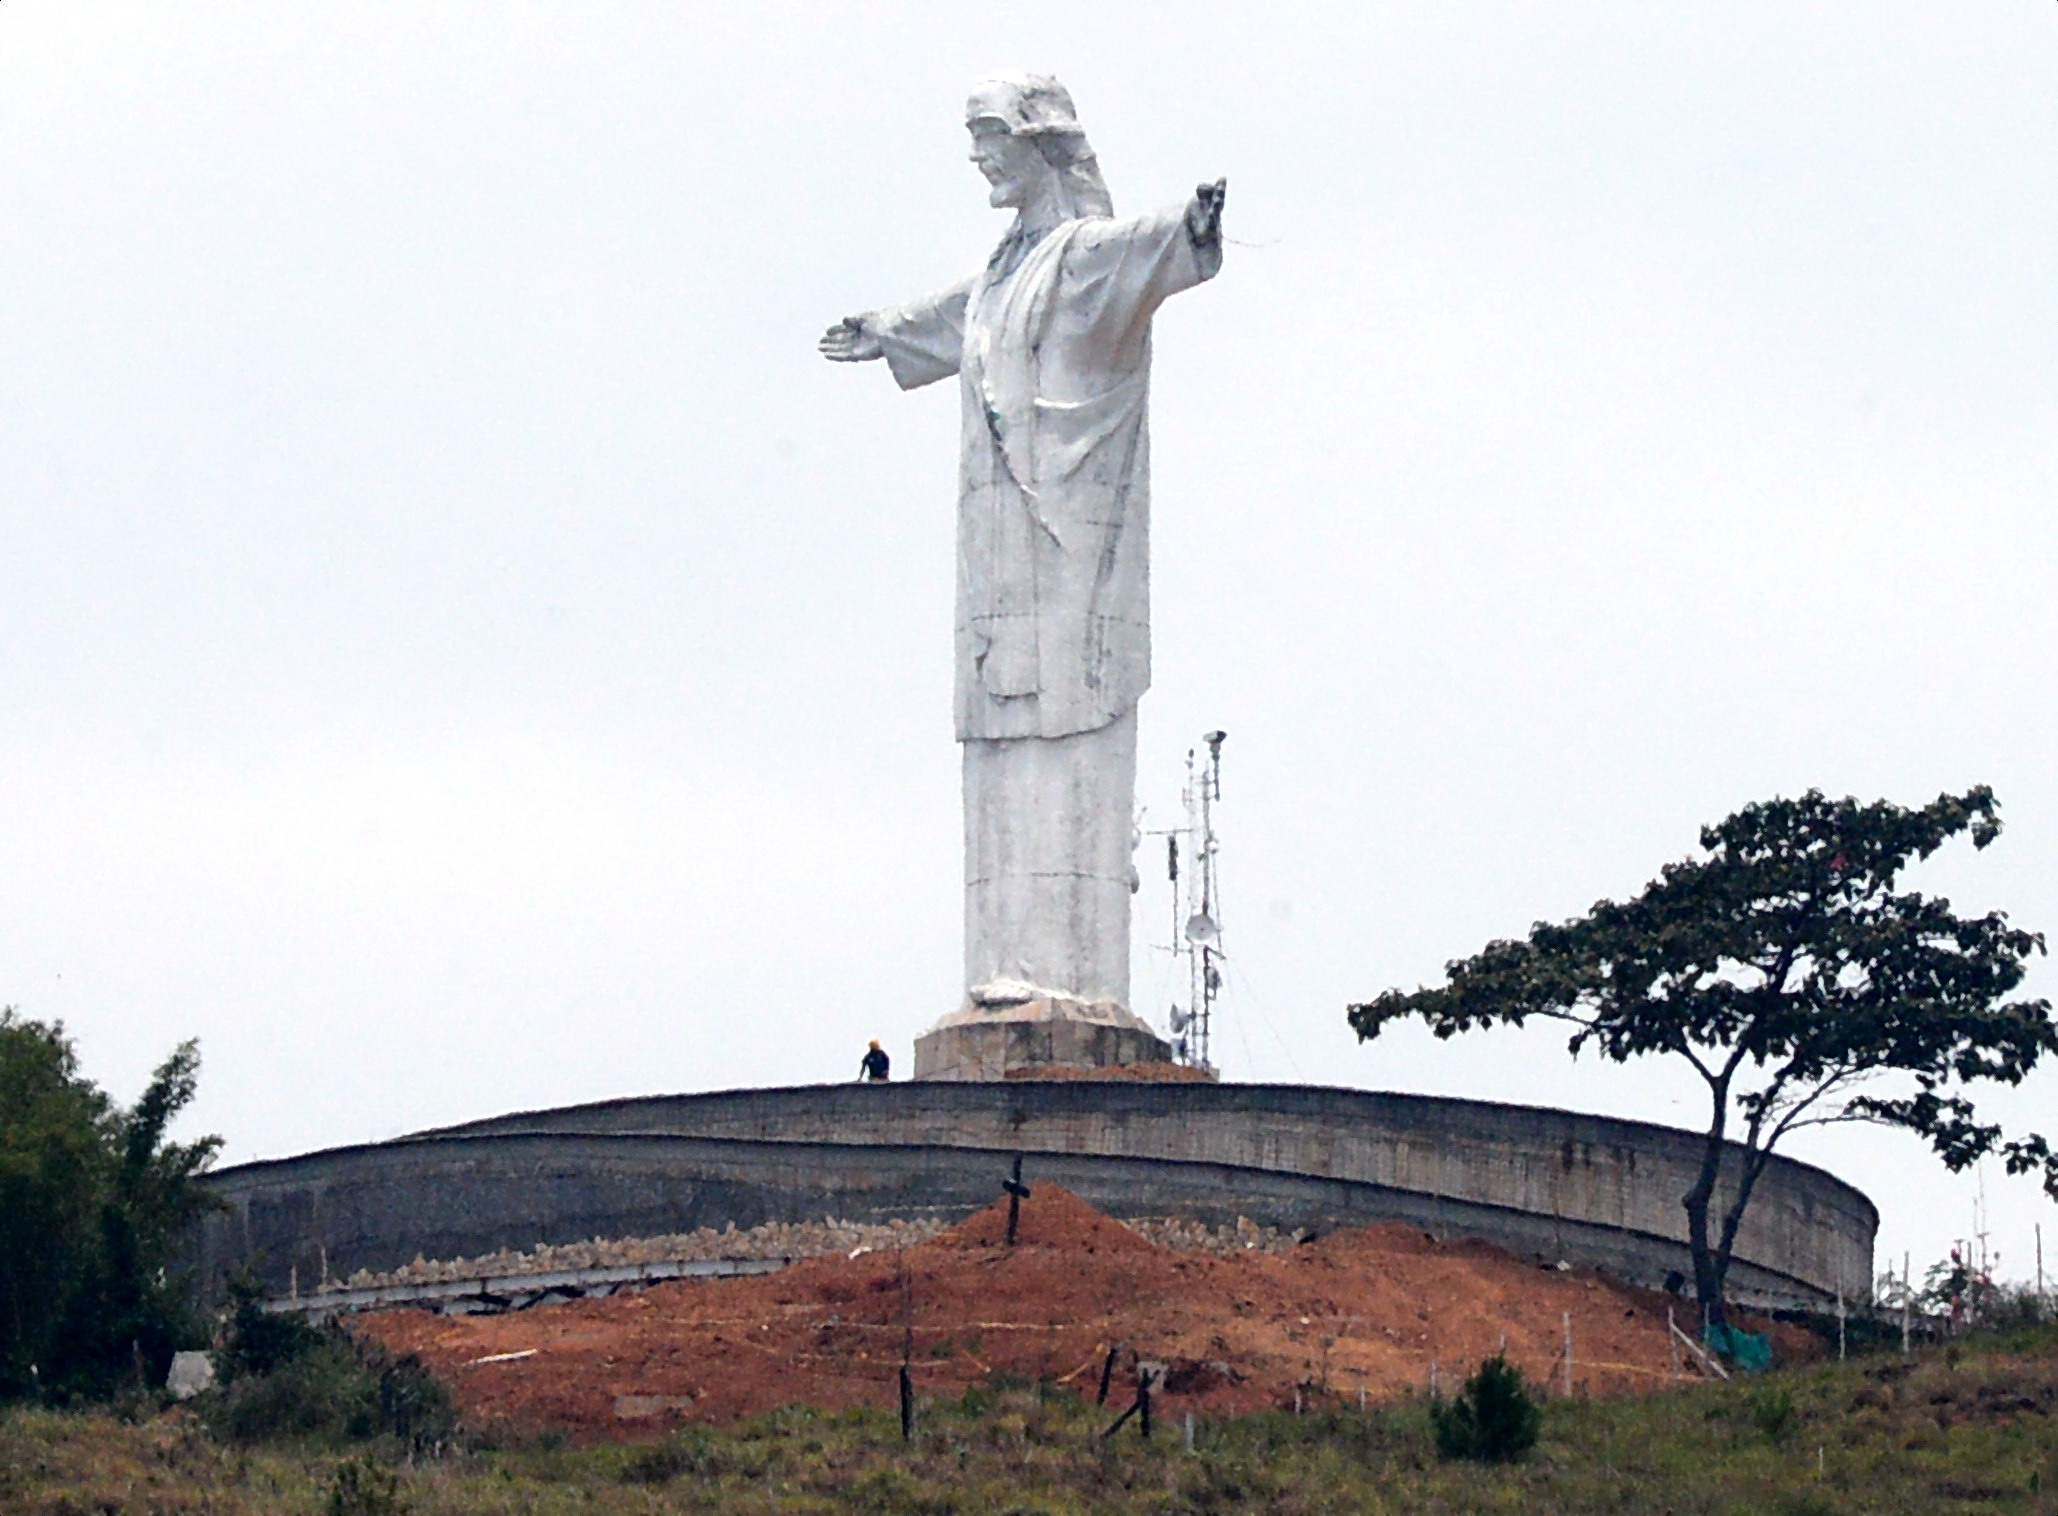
[208,1338,380,1444]
[326,1455,406,1516]
[617,1423,776,1483]
[1749,1384,1799,1443]
[1429,1354,1542,1463]
[619,1426,720,1483]
[203,1307,454,1452]
[1980,1283,2057,1332]
[372,1352,454,1451]
[216,1272,324,1381]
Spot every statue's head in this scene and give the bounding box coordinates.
[964,74,1113,219]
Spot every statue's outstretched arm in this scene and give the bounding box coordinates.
[822,282,972,390]
[818,314,884,363]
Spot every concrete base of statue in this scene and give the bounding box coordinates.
[912,996,1173,1081]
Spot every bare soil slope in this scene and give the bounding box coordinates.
[354,1186,1766,1439]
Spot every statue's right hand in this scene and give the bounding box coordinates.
[818,315,884,363]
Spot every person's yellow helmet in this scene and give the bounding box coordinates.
[869,1039,882,1050]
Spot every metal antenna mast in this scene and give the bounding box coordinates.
[1160,731,1225,1072]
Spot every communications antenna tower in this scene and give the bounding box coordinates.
[1156,730,1225,1072]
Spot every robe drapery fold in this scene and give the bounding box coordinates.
[874,205,1217,742]
[870,202,1217,1007]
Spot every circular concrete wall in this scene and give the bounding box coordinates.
[192,1082,1875,1311]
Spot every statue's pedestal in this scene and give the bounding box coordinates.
[912,998,1172,1081]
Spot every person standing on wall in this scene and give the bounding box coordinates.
[860,1040,891,1082]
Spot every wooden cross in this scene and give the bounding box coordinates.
[1003,1154,1031,1245]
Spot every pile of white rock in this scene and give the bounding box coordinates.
[1121,1214,1302,1255]
[330,1210,1306,1292]
[336,1215,952,1291]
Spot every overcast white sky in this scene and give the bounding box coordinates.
[4,2,2054,1292]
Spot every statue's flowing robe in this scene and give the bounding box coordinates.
[873,205,1218,1007]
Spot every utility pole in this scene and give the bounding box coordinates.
[1901,1251,1912,1358]
[1156,730,1226,1073]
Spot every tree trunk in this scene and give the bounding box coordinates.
[1684,1090,1732,1331]
[1683,1187,1726,1331]
[1708,1148,1775,1331]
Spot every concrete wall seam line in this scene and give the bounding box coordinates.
[398,1081,1876,1230]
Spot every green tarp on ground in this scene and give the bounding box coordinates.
[1704,1321,1774,1372]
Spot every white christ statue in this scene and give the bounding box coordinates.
[821,75,1224,1074]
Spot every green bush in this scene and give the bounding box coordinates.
[373,1350,454,1451]
[208,1338,379,1444]
[203,1303,454,1452]
[216,1271,325,1381]
[619,1425,727,1483]
[326,1454,407,1516]
[1430,1354,1543,1463]
[1749,1384,1800,1443]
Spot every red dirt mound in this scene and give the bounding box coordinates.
[352,1186,1778,1441]
[936,1181,1154,1253]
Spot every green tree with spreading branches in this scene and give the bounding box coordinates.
[0,1010,222,1401]
[1348,787,2056,1329]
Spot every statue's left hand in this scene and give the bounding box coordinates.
[819,315,884,363]
[1187,179,1227,246]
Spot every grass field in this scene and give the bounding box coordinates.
[4,1327,2054,1514]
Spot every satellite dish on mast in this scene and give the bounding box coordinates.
[1146,727,1228,1075]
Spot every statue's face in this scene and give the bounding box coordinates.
[967,119,1049,210]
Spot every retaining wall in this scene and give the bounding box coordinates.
[193,1082,1876,1310]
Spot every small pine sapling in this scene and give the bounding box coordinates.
[1430,1354,1542,1463]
